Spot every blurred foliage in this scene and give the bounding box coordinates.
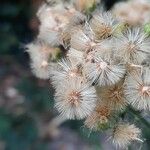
[0,75,55,149]
[16,77,54,112]
[144,23,150,36]
[0,1,52,149]
[0,0,33,56]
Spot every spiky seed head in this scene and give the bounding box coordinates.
[70,29,92,52]
[112,0,150,26]
[67,48,84,66]
[111,123,142,148]
[84,103,112,131]
[124,67,150,110]
[97,81,127,112]
[83,51,126,86]
[26,42,57,79]
[49,58,83,88]
[55,78,97,119]
[60,26,82,49]
[37,4,74,46]
[90,12,119,40]
[115,28,150,65]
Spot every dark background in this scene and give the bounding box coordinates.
[0,0,149,150]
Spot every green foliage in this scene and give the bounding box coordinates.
[16,77,54,112]
[0,1,32,55]
[144,23,150,36]
[0,110,38,150]
[0,112,12,138]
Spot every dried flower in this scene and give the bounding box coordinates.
[70,29,92,51]
[114,28,150,65]
[37,3,76,46]
[111,123,142,148]
[26,1,150,147]
[50,58,83,88]
[90,12,119,40]
[71,22,108,52]
[67,48,84,65]
[97,81,127,112]
[26,42,59,79]
[55,78,97,119]
[112,0,150,26]
[84,51,126,86]
[124,67,150,110]
[85,103,113,131]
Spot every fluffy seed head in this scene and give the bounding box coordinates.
[68,9,86,25]
[70,29,92,51]
[112,0,150,26]
[97,81,127,112]
[85,103,112,131]
[124,67,150,110]
[90,12,119,40]
[115,28,150,65]
[55,78,97,119]
[83,51,126,86]
[26,42,58,79]
[67,48,84,65]
[112,123,142,148]
[50,58,83,88]
[37,3,76,46]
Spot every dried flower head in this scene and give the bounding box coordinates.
[70,23,108,53]
[112,0,150,26]
[26,1,150,148]
[67,48,84,65]
[26,42,59,79]
[111,123,142,148]
[90,12,119,40]
[124,67,150,110]
[84,51,126,86]
[50,58,83,87]
[59,15,85,48]
[115,28,150,65]
[70,29,92,52]
[84,103,113,131]
[97,81,127,112]
[55,78,97,119]
[37,3,77,46]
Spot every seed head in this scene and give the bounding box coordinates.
[84,103,112,131]
[124,67,150,110]
[26,42,56,79]
[83,51,126,86]
[90,12,119,40]
[67,48,84,65]
[55,78,97,119]
[112,123,142,148]
[50,58,83,88]
[115,28,150,65]
[97,81,127,112]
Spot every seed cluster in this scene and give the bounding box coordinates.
[26,0,150,148]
